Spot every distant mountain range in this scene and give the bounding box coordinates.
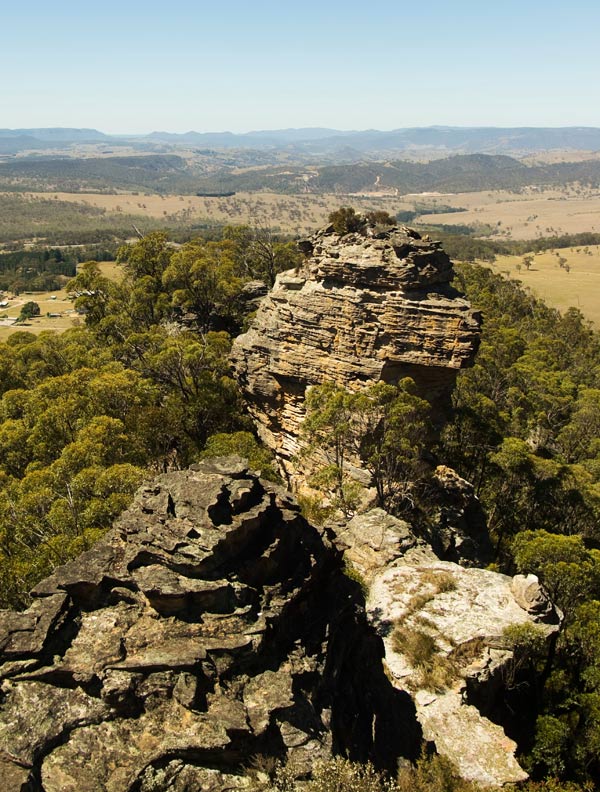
[2,126,600,158]
[144,126,600,155]
[0,128,116,155]
[0,128,111,142]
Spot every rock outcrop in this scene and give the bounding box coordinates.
[0,461,560,790]
[0,459,422,791]
[340,510,558,787]
[231,223,481,478]
[427,465,493,566]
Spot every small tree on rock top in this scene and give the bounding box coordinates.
[328,207,366,235]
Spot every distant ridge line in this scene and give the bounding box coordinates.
[2,126,600,155]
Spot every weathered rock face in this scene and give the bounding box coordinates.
[231,223,481,477]
[0,461,560,789]
[339,510,559,787]
[0,458,422,791]
[427,465,493,567]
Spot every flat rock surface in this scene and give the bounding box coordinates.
[362,537,558,786]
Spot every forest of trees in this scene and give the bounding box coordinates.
[0,224,599,786]
[442,265,600,784]
[0,230,299,606]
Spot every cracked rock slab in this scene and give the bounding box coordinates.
[0,459,336,791]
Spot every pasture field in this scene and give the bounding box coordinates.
[419,188,600,240]
[18,191,410,236]
[487,245,600,326]
[3,189,600,332]
[2,246,600,342]
[0,262,121,341]
[10,185,600,242]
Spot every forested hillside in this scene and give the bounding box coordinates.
[4,152,600,195]
[0,155,200,193]
[190,154,600,196]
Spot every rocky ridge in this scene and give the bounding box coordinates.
[0,458,421,791]
[0,226,553,790]
[231,223,481,479]
[338,510,558,787]
[0,460,557,790]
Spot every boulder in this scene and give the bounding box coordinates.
[335,508,418,584]
[511,573,554,617]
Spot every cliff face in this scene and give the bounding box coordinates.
[231,223,481,477]
[0,462,557,790]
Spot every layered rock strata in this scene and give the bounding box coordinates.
[231,223,481,477]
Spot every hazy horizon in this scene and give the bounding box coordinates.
[6,124,600,137]
[3,0,599,134]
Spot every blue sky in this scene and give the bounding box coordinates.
[1,0,599,133]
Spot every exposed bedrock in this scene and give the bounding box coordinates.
[231,223,481,477]
[0,461,558,790]
[338,509,559,787]
[0,459,421,791]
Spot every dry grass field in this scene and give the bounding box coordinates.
[3,189,600,334]
[0,262,122,341]
[2,243,600,341]
[487,245,600,326]
[13,185,599,240]
[419,187,600,239]
[20,191,410,235]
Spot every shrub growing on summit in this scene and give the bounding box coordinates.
[328,206,366,235]
[366,210,396,226]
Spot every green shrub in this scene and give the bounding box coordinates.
[200,431,281,482]
[391,626,457,691]
[245,753,490,791]
[305,757,396,792]
[366,210,396,227]
[397,751,485,792]
[328,207,366,235]
[296,492,335,526]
